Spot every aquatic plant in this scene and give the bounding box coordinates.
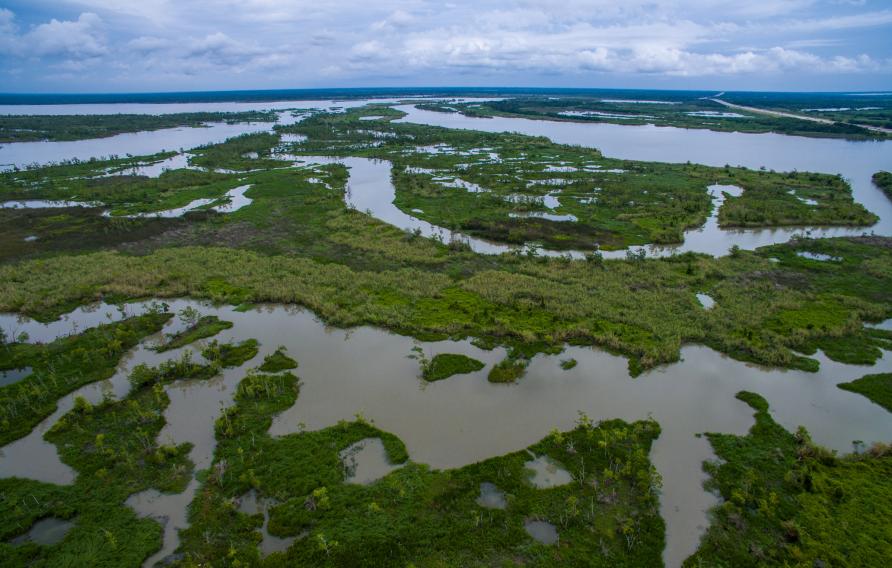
[687,391,892,566]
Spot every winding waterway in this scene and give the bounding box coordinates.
[2,99,892,566]
[2,301,890,566]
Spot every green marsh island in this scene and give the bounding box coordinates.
[1,88,891,568]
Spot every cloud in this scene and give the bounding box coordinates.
[371,9,415,32]
[4,1,892,90]
[26,12,107,58]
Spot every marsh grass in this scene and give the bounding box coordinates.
[420,353,485,382]
[155,315,233,352]
[201,339,260,368]
[0,312,172,446]
[488,357,529,383]
[177,369,665,566]
[837,373,892,413]
[258,347,298,373]
[0,355,219,567]
[687,391,892,566]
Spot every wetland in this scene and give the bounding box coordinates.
[1,91,891,567]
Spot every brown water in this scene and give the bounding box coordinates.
[340,438,404,485]
[2,300,891,567]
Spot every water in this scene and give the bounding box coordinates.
[340,437,404,484]
[236,490,298,557]
[797,251,841,262]
[696,294,716,310]
[1,199,101,209]
[395,104,892,254]
[2,300,891,566]
[524,520,559,545]
[524,454,573,488]
[0,366,32,387]
[10,517,74,546]
[476,482,507,510]
[0,121,276,170]
[0,98,493,170]
[7,98,888,258]
[106,184,252,218]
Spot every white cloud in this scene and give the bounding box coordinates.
[5,1,892,89]
[26,12,107,58]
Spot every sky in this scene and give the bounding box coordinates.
[0,0,890,93]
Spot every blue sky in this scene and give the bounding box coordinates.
[1,0,890,93]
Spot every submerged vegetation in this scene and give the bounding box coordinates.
[686,392,892,566]
[258,347,298,373]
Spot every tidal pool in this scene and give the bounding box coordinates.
[3,299,890,566]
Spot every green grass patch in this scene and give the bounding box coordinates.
[560,358,578,370]
[838,373,892,413]
[488,357,529,383]
[421,353,485,381]
[687,391,892,566]
[156,315,233,352]
[0,312,172,446]
[201,339,259,368]
[258,348,298,373]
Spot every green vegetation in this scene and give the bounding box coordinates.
[282,106,874,250]
[156,315,233,352]
[1,233,891,377]
[838,373,892,413]
[794,327,892,365]
[422,96,889,140]
[3,105,873,265]
[258,347,298,373]
[0,111,277,143]
[0,355,215,567]
[488,357,529,383]
[419,352,485,381]
[189,132,285,172]
[875,171,892,200]
[201,339,259,368]
[0,311,172,446]
[717,169,875,227]
[174,369,664,566]
[687,391,892,566]
[560,358,578,370]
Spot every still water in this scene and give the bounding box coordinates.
[396,104,892,254]
[2,299,890,566]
